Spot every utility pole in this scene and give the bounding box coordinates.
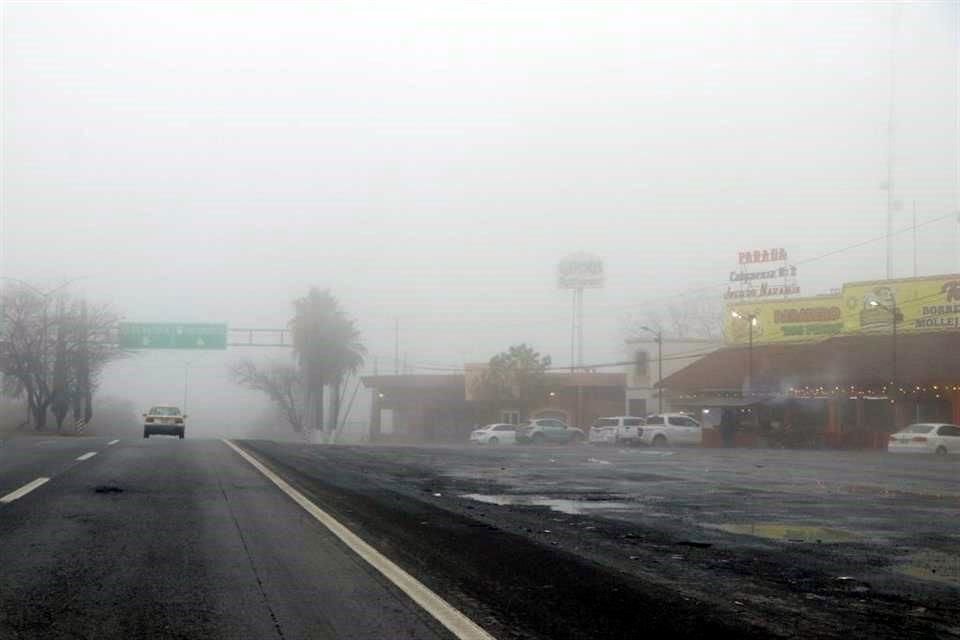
[641,326,663,413]
[394,318,400,375]
[913,201,918,277]
[885,3,901,280]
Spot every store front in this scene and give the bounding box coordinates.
[662,333,960,449]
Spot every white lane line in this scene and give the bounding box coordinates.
[222,439,495,640]
[107,440,119,446]
[76,452,98,461]
[1,477,50,504]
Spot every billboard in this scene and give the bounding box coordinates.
[725,296,844,345]
[725,274,960,345]
[841,275,960,335]
[557,253,605,289]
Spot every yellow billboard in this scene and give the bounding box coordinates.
[841,275,960,335]
[726,296,844,345]
[725,274,960,345]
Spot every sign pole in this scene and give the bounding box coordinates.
[183,361,190,413]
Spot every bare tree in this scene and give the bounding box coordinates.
[230,360,305,434]
[0,285,121,431]
[624,290,724,342]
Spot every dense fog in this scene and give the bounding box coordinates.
[2,2,957,437]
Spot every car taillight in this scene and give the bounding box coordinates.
[911,436,928,443]
[145,417,154,423]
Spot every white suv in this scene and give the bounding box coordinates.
[639,413,702,447]
[589,416,645,445]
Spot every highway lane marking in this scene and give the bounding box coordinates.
[222,439,496,640]
[1,477,50,504]
[107,440,119,446]
[76,452,98,461]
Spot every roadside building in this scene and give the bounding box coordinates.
[662,273,960,449]
[363,371,626,443]
[624,337,723,416]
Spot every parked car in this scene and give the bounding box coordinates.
[143,405,186,439]
[638,413,702,447]
[515,419,585,445]
[888,423,960,456]
[469,423,517,445]
[589,416,645,445]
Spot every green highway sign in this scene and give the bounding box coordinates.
[118,322,228,350]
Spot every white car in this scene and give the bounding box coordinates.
[888,423,960,456]
[589,416,645,445]
[143,405,187,439]
[638,413,702,447]
[469,423,517,445]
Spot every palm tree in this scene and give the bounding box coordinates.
[289,288,365,438]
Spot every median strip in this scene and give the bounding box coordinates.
[1,477,50,504]
[76,452,97,461]
[222,439,496,640]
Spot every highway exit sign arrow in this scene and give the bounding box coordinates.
[118,323,228,350]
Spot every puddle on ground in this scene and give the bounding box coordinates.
[705,522,860,543]
[895,550,960,586]
[462,493,633,515]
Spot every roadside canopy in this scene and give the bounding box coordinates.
[662,333,960,394]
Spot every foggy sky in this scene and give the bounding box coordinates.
[2,2,958,435]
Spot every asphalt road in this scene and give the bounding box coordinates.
[0,436,454,640]
[1,437,958,639]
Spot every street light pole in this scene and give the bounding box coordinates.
[641,326,663,413]
[731,311,758,396]
[869,300,900,392]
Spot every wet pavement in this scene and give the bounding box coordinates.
[238,440,960,639]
